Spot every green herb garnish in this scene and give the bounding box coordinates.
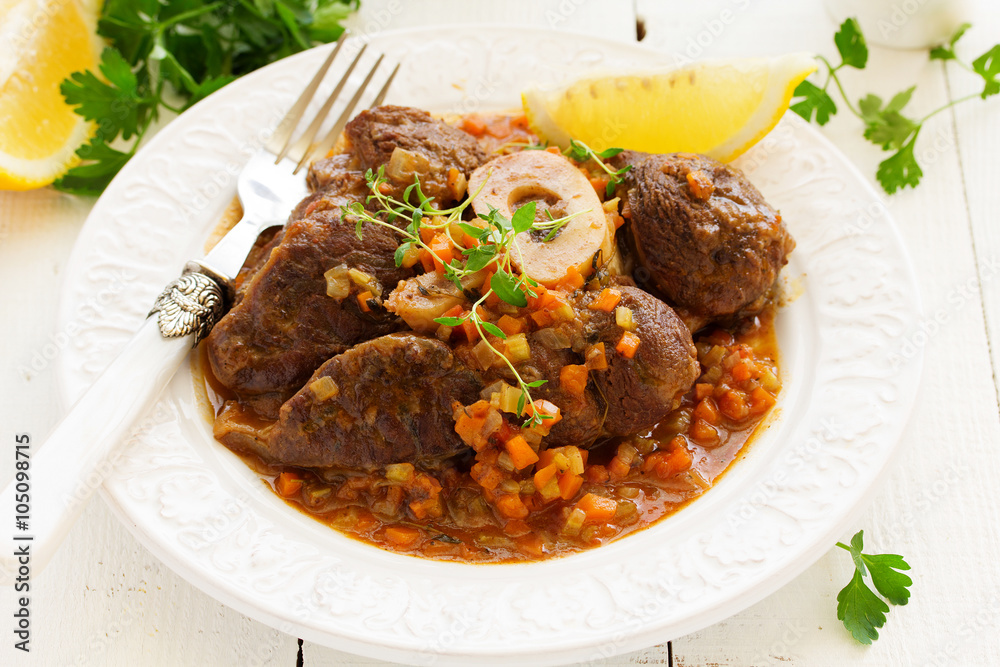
[342,167,589,427]
[55,0,357,195]
[835,530,913,644]
[565,140,632,198]
[792,19,999,194]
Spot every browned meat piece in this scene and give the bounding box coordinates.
[467,330,605,448]
[306,152,370,201]
[267,334,483,470]
[232,154,371,305]
[575,286,699,436]
[625,153,795,318]
[345,105,486,205]
[205,204,413,419]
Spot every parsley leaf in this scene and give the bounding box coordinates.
[53,137,133,195]
[837,570,890,645]
[790,80,838,125]
[835,530,913,644]
[929,22,971,61]
[877,136,923,194]
[54,0,356,195]
[834,18,868,69]
[60,47,144,140]
[972,44,1000,98]
[859,88,917,151]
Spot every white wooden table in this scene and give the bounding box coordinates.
[2,1,999,665]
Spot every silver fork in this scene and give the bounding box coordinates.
[0,32,399,583]
[203,33,400,290]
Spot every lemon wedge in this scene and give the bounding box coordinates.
[522,54,817,163]
[0,0,102,190]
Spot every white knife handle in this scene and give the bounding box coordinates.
[0,271,226,584]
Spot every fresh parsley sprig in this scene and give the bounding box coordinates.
[56,0,357,195]
[835,530,913,644]
[565,140,633,197]
[341,167,588,427]
[792,19,999,194]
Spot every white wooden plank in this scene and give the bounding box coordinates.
[944,9,1000,402]
[633,1,1000,666]
[344,0,637,43]
[0,192,301,665]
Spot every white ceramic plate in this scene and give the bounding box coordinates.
[56,27,922,666]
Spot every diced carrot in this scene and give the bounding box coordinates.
[659,447,693,478]
[695,383,714,401]
[357,290,373,313]
[385,526,421,546]
[607,455,631,480]
[503,519,532,536]
[559,364,589,396]
[749,386,776,414]
[466,400,490,418]
[585,464,610,483]
[731,361,753,382]
[419,226,436,245]
[526,284,553,309]
[543,292,575,321]
[515,533,546,558]
[497,314,524,336]
[558,265,585,290]
[275,472,303,498]
[511,114,530,130]
[693,397,720,425]
[419,249,435,273]
[461,115,486,136]
[536,448,555,468]
[504,435,539,470]
[589,175,611,195]
[558,471,584,500]
[689,418,719,444]
[353,510,377,532]
[530,310,555,327]
[585,343,608,371]
[460,317,480,343]
[718,389,749,421]
[455,413,487,448]
[495,493,529,519]
[429,234,454,273]
[575,493,617,523]
[441,304,463,320]
[533,462,558,489]
[409,498,441,520]
[545,146,562,155]
[588,287,622,312]
[616,331,641,359]
[470,462,503,490]
[527,400,562,434]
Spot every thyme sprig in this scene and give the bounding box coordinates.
[341,167,588,427]
[565,140,633,197]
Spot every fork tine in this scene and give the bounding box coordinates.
[284,44,369,165]
[266,31,349,160]
[369,62,400,109]
[294,54,386,175]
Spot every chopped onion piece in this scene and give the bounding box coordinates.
[615,306,636,331]
[309,376,340,401]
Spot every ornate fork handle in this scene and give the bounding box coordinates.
[148,263,229,344]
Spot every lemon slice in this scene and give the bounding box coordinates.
[522,54,817,163]
[0,0,102,190]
